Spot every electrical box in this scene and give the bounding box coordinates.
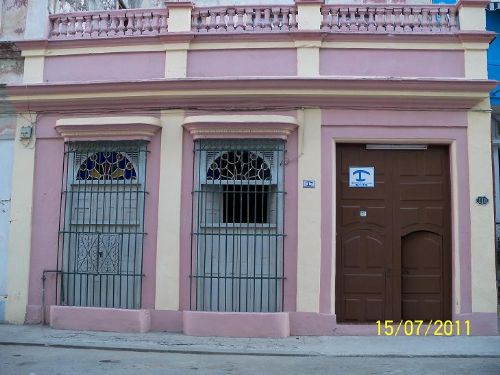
[19,126,33,140]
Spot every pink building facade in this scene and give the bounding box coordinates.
[4,0,499,336]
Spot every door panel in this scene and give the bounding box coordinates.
[336,144,451,323]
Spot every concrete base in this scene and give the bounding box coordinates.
[183,311,290,338]
[49,306,151,333]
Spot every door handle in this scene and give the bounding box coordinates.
[385,267,392,277]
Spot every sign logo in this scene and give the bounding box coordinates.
[349,167,375,188]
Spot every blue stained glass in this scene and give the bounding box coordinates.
[77,151,137,180]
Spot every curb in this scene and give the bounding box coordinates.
[1,341,500,358]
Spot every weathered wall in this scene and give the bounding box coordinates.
[0,0,27,42]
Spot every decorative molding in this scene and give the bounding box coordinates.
[183,115,298,139]
[55,116,161,141]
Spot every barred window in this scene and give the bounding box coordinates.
[58,141,148,309]
[191,139,285,312]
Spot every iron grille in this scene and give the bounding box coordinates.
[191,139,286,312]
[57,141,148,309]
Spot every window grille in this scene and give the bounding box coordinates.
[58,141,148,309]
[191,139,286,312]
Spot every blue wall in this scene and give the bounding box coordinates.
[487,10,500,105]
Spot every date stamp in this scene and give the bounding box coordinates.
[376,320,471,336]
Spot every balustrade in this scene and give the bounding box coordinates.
[49,8,169,39]
[48,4,461,40]
[191,6,297,32]
[320,5,458,33]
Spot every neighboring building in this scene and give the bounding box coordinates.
[487,1,500,304]
[3,0,498,336]
[0,0,28,322]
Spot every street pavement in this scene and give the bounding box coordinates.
[0,323,499,357]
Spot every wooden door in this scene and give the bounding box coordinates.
[335,144,451,323]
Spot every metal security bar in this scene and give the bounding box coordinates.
[191,139,285,312]
[57,141,148,309]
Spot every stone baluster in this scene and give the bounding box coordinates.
[217,9,227,33]
[420,8,429,32]
[289,8,297,30]
[394,8,403,32]
[140,12,150,35]
[271,7,280,31]
[116,14,126,36]
[429,8,439,33]
[281,8,290,31]
[134,13,143,35]
[60,16,69,38]
[67,16,76,38]
[191,9,199,31]
[438,8,447,32]
[348,8,357,32]
[358,7,367,32]
[339,8,348,31]
[235,8,245,31]
[51,17,61,39]
[125,13,135,36]
[198,9,209,32]
[208,9,217,32]
[449,8,458,32]
[244,8,254,31]
[320,7,330,31]
[263,8,272,31]
[83,15,92,38]
[99,13,109,37]
[151,11,160,35]
[160,11,168,34]
[75,16,84,38]
[402,8,411,32]
[108,14,117,36]
[227,8,236,31]
[90,15,99,37]
[367,8,376,32]
[386,9,395,32]
[255,8,264,31]
[375,8,385,32]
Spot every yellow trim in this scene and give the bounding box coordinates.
[21,40,473,59]
[296,108,322,312]
[167,7,192,33]
[165,50,188,78]
[467,100,497,313]
[183,114,297,125]
[464,49,488,79]
[55,116,161,127]
[458,6,486,31]
[7,89,488,103]
[322,42,465,50]
[23,56,44,84]
[5,114,36,323]
[297,47,320,77]
[297,3,322,31]
[155,110,184,310]
[450,141,461,314]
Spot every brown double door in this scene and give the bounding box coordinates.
[335,144,451,323]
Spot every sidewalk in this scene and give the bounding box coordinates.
[0,324,499,357]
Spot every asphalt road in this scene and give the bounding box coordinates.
[1,345,500,375]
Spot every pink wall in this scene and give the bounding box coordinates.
[44,52,166,83]
[320,49,465,78]
[319,108,470,316]
[26,113,161,322]
[187,49,297,77]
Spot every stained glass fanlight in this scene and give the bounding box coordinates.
[77,151,136,180]
[206,151,272,181]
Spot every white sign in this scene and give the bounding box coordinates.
[349,167,375,188]
[303,180,316,188]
